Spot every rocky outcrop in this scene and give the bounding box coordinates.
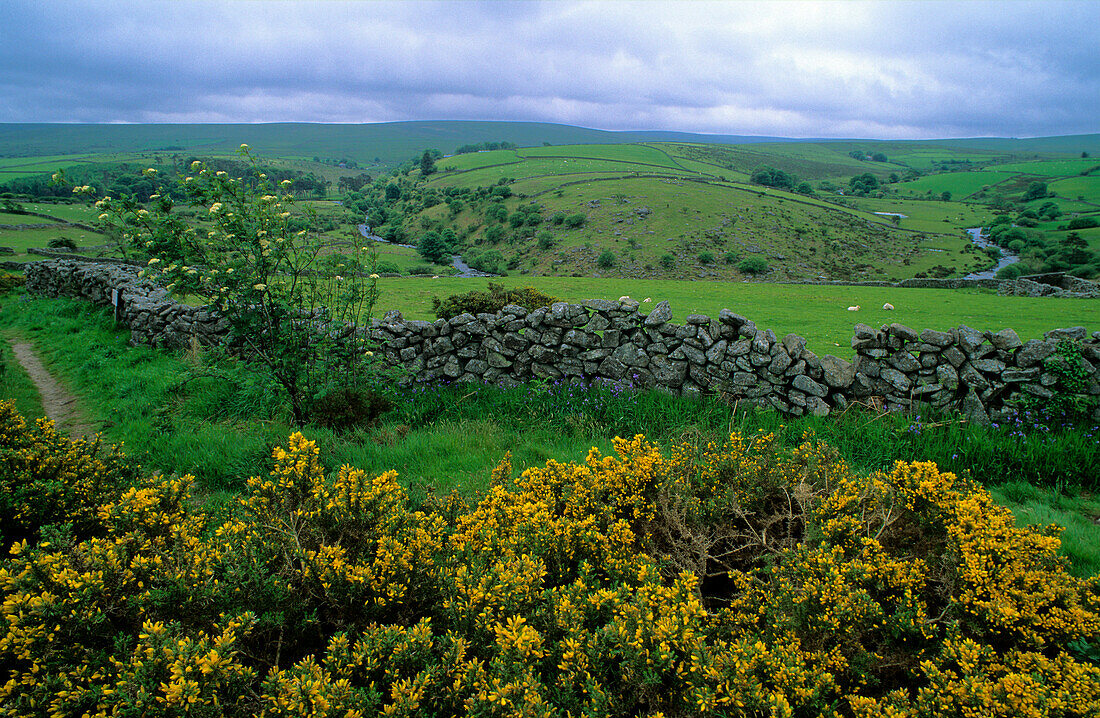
[24,259,1100,423]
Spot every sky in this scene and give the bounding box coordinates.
[2,0,1098,139]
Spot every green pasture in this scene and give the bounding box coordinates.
[833,196,993,234]
[0,226,110,260]
[1049,176,1100,204]
[21,203,101,223]
[518,143,687,169]
[894,171,1017,199]
[0,212,54,225]
[471,175,978,281]
[660,142,871,180]
[991,159,1100,176]
[372,276,1096,357]
[437,149,522,172]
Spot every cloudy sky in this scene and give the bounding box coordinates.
[2,0,1097,139]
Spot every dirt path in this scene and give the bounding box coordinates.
[8,340,99,439]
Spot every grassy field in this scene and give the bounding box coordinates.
[371,275,1096,356]
[893,170,1017,199]
[1050,175,1100,204]
[828,195,994,234]
[3,289,1098,575]
[991,158,1100,176]
[0,226,111,260]
[0,212,55,225]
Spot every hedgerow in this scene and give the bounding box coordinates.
[0,400,1097,716]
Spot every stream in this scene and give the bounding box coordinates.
[358,224,495,277]
[963,227,1020,279]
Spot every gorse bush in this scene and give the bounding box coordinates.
[0,272,25,294]
[432,281,559,320]
[1,401,1097,716]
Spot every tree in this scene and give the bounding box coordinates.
[750,166,796,190]
[596,250,615,269]
[87,148,383,425]
[419,150,437,176]
[941,191,952,202]
[418,230,449,264]
[385,183,401,200]
[871,152,888,162]
[1024,181,1048,201]
[848,173,880,196]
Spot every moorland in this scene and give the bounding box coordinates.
[1,122,1098,716]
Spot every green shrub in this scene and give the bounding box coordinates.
[596,250,616,269]
[564,213,586,228]
[375,260,400,274]
[47,237,77,250]
[738,256,769,275]
[431,281,559,319]
[698,251,714,265]
[724,250,740,264]
[659,254,675,269]
[409,264,436,275]
[536,230,555,251]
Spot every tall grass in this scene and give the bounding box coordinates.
[2,291,1098,574]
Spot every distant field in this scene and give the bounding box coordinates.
[0,226,110,260]
[373,276,1096,357]
[437,150,522,172]
[518,143,687,169]
[990,159,1100,176]
[1049,176,1100,204]
[894,171,1017,199]
[0,212,54,225]
[825,196,993,234]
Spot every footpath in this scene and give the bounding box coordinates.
[6,338,98,439]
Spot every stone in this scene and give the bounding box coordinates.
[820,355,856,388]
[644,300,673,326]
[936,363,959,391]
[650,355,687,385]
[956,325,986,354]
[767,349,791,375]
[805,396,831,417]
[854,323,878,340]
[971,358,1006,374]
[679,343,706,365]
[942,346,966,367]
[582,298,618,312]
[920,328,954,347]
[611,342,649,367]
[718,309,749,328]
[989,328,1022,351]
[1001,368,1039,382]
[792,374,828,397]
[879,367,911,393]
[888,323,919,342]
[782,333,807,359]
[1017,340,1055,367]
[1044,327,1087,342]
[705,340,728,364]
[960,387,990,426]
[886,351,920,373]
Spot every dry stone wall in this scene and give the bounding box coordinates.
[24,259,1100,424]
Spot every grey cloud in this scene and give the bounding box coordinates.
[1,0,1097,137]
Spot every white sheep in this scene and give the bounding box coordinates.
[643,297,652,303]
[618,295,631,302]
[883,302,895,310]
[847,305,861,311]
